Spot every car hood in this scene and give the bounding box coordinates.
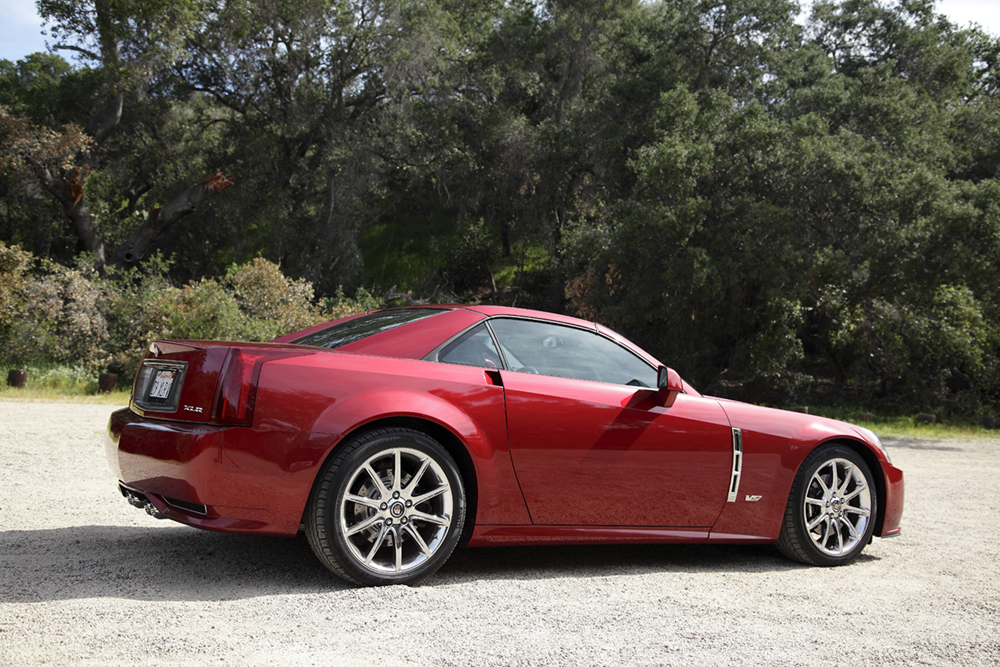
[708,396,882,458]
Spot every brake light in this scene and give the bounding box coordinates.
[211,348,312,426]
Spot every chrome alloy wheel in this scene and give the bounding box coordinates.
[802,457,872,557]
[339,447,454,575]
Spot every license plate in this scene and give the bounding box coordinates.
[150,370,176,399]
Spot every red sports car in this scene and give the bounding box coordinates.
[107,305,904,585]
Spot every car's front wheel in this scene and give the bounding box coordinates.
[777,444,877,566]
[305,427,466,585]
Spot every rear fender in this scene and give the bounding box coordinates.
[251,358,531,526]
[310,387,531,526]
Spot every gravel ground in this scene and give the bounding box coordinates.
[1,399,998,666]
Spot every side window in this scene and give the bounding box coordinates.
[438,323,502,369]
[488,318,657,387]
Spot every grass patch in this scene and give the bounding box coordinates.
[808,406,997,440]
[358,205,457,291]
[1,362,131,403]
[493,242,550,288]
[0,386,130,404]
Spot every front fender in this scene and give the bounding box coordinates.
[709,400,896,541]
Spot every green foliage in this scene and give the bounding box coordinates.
[225,257,322,338]
[820,286,999,410]
[0,0,998,414]
[438,218,501,296]
[0,241,33,327]
[0,251,373,381]
[1,258,110,368]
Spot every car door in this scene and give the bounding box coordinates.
[488,318,734,527]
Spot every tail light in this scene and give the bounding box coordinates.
[211,348,313,426]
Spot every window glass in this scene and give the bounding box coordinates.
[438,323,502,369]
[291,308,444,349]
[488,318,656,387]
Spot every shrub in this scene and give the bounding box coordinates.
[0,241,33,327]
[225,257,323,338]
[0,249,393,387]
[321,285,381,320]
[1,258,110,369]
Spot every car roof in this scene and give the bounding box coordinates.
[465,305,600,330]
[277,304,607,360]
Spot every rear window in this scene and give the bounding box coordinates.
[290,308,445,349]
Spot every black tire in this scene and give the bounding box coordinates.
[305,427,466,586]
[777,444,877,566]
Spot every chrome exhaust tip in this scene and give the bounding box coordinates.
[121,486,166,520]
[143,502,165,519]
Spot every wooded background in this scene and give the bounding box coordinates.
[1,0,998,414]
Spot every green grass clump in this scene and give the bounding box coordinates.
[807,406,997,440]
[1,361,131,403]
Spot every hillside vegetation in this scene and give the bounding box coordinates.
[2,0,998,416]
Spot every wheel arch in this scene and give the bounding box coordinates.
[811,437,888,536]
[347,416,480,547]
[301,415,481,547]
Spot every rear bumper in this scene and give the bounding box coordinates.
[107,407,331,536]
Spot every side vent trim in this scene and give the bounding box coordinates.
[727,427,743,502]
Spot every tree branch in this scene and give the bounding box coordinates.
[52,43,102,62]
[108,170,235,268]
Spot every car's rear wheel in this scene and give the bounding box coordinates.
[305,427,465,585]
[777,444,877,566]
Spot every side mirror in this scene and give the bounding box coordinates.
[657,366,683,407]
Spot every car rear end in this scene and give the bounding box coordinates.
[107,340,321,535]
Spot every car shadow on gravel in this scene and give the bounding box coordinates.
[1,524,843,603]
[438,542,821,584]
[0,525,339,603]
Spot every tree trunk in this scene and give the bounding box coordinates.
[108,171,235,269]
[29,160,107,266]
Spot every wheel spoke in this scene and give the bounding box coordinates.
[837,464,854,495]
[843,483,867,502]
[364,524,390,564]
[363,463,389,497]
[836,520,844,554]
[411,484,449,505]
[345,513,382,537]
[404,523,433,556]
[807,513,827,530]
[843,518,861,541]
[394,530,403,572]
[820,517,832,546]
[844,505,870,517]
[392,450,402,492]
[345,493,381,510]
[406,457,431,493]
[813,473,831,496]
[411,510,449,526]
[830,464,839,499]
